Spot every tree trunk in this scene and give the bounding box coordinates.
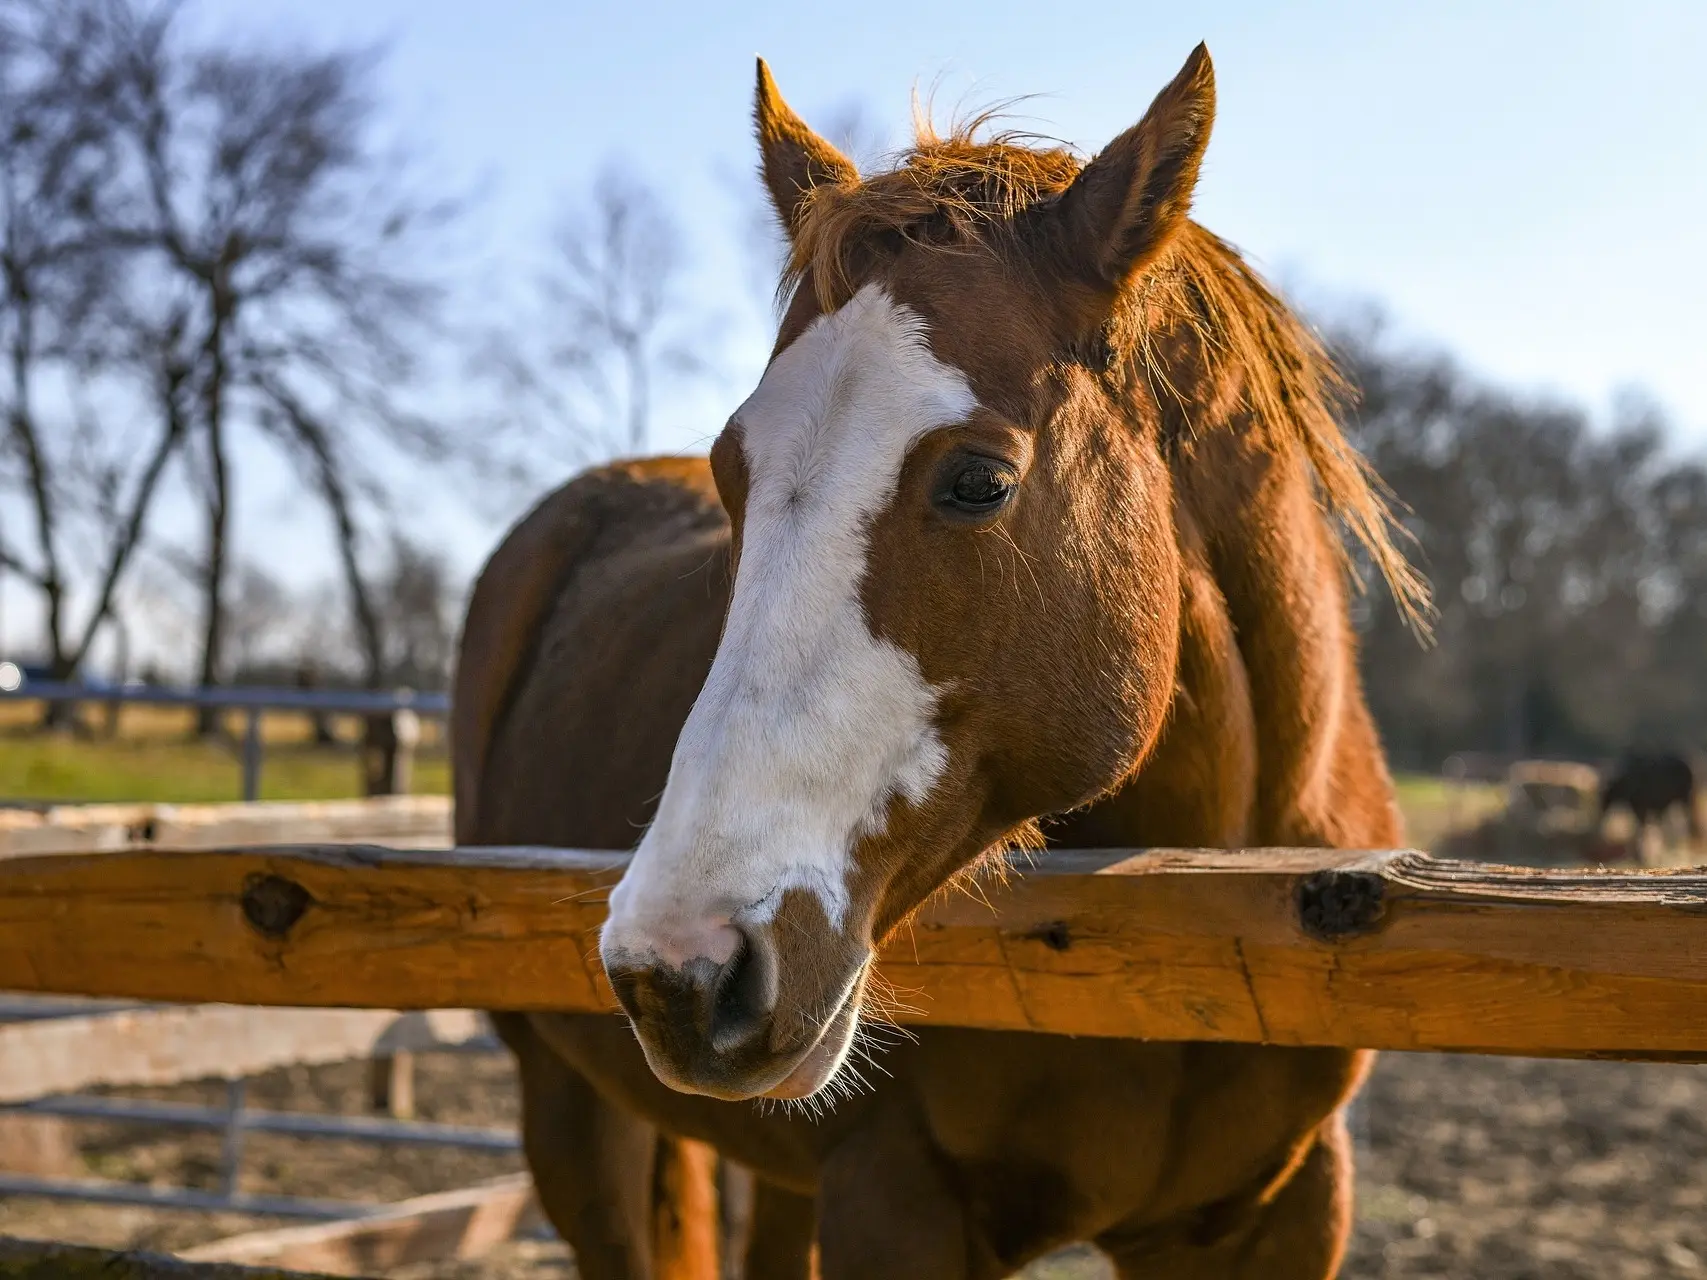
[624,340,649,456]
[69,373,188,680]
[6,292,78,729]
[296,663,338,745]
[195,293,234,736]
[273,381,385,685]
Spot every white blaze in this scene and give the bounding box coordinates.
[603,286,973,961]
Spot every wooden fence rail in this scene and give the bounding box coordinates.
[3,844,1707,1060]
[0,796,450,858]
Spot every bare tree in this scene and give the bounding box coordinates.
[539,164,706,457]
[0,0,181,699]
[1333,313,1707,766]
[372,534,455,691]
[225,561,290,677]
[64,0,467,728]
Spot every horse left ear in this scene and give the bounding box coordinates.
[755,58,859,242]
[1053,44,1216,292]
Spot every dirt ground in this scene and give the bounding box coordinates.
[1344,1054,1707,1279]
[2,1046,1705,1278]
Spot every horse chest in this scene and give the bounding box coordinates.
[913,1030,1185,1224]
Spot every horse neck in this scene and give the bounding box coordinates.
[1048,391,1402,854]
[1172,403,1402,850]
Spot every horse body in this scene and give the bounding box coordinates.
[456,47,1416,1279]
[462,458,1382,1278]
[1601,751,1700,838]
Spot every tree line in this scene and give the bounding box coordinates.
[1336,320,1707,768]
[2,0,1702,766]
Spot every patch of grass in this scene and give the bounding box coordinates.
[0,697,448,804]
[0,732,448,804]
[1392,771,1507,851]
[0,696,1488,834]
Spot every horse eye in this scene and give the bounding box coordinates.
[943,461,1016,514]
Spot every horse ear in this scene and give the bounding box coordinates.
[1053,44,1215,292]
[755,58,858,241]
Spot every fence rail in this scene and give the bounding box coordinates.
[0,680,450,715]
[0,795,450,859]
[5,842,1707,1060]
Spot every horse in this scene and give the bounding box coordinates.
[454,45,1427,1280]
[1601,751,1701,844]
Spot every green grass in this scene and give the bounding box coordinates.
[1392,772,1491,809]
[0,716,1491,846]
[0,732,448,804]
[1392,771,1506,850]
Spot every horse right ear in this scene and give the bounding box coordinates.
[755,58,859,242]
[1049,44,1216,295]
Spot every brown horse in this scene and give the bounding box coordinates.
[1601,751,1701,841]
[455,45,1425,1280]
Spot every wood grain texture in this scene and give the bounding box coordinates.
[0,797,451,858]
[4,844,1707,1059]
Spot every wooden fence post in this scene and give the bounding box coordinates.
[367,1051,416,1120]
[240,710,263,803]
[362,704,420,798]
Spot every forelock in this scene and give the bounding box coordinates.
[783,121,1084,312]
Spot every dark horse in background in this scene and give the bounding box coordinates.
[1601,752,1701,841]
[455,46,1429,1279]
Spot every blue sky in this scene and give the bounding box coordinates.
[7,0,1706,664]
[192,0,1707,444]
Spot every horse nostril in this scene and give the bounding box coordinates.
[607,962,648,1024]
[709,926,777,1053]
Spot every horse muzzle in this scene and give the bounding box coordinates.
[601,917,867,1101]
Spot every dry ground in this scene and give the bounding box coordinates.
[2,1047,1704,1278]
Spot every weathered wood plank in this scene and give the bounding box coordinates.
[3,844,1707,1058]
[181,1175,535,1275]
[0,1236,334,1278]
[0,798,450,858]
[0,1005,488,1106]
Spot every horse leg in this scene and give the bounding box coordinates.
[740,1178,818,1280]
[1099,1114,1354,1280]
[1221,1113,1354,1279]
[719,1162,756,1279]
[654,1133,723,1279]
[1636,808,1662,867]
[494,1012,721,1280]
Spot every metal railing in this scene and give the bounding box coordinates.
[0,680,449,801]
[0,1055,517,1220]
[0,997,513,1222]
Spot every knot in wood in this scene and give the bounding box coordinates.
[1296,869,1386,943]
[240,873,313,939]
[1022,921,1073,952]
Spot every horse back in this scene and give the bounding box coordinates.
[453,457,732,848]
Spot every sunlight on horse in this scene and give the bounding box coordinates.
[456,44,1425,1280]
